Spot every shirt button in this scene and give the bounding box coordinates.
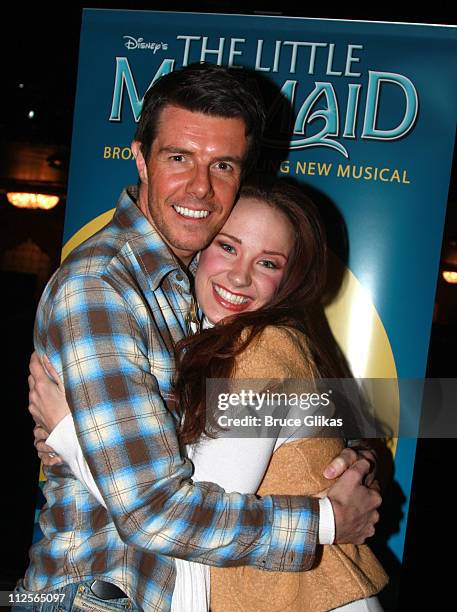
[176,273,183,282]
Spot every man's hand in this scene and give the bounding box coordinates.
[326,458,381,544]
[33,424,63,467]
[323,444,377,487]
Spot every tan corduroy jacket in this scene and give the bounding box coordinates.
[210,326,388,612]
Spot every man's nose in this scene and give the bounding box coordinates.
[227,261,251,287]
[187,164,214,200]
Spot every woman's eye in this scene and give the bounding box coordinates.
[259,260,278,269]
[220,243,236,254]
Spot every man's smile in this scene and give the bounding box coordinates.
[172,204,211,219]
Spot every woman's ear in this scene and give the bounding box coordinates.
[131,141,148,185]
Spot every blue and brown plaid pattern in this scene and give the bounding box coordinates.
[24,187,319,611]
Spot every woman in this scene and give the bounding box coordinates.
[30,178,387,611]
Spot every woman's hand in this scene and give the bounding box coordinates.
[33,424,63,467]
[28,352,71,433]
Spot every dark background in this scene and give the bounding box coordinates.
[1,3,456,609]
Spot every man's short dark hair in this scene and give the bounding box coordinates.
[134,63,266,176]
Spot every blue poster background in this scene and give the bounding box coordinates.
[54,9,456,572]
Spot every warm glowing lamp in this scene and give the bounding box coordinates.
[442,270,457,284]
[6,192,60,210]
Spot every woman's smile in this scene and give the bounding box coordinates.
[212,282,252,311]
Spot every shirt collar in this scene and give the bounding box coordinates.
[113,186,197,291]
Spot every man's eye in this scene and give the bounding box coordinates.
[215,161,232,172]
[170,154,184,162]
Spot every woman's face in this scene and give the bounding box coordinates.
[195,196,295,324]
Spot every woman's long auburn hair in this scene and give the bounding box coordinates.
[174,176,331,445]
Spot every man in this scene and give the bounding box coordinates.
[22,64,381,611]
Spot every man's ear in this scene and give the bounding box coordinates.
[131,141,148,184]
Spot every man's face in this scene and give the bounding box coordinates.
[132,105,248,264]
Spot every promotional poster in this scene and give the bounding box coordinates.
[34,9,456,608]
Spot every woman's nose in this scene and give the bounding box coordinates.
[227,261,251,287]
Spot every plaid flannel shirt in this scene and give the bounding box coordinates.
[24,187,319,611]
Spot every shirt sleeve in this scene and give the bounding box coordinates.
[49,418,335,545]
[37,274,319,571]
[192,436,334,545]
[46,414,106,508]
[318,497,335,544]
